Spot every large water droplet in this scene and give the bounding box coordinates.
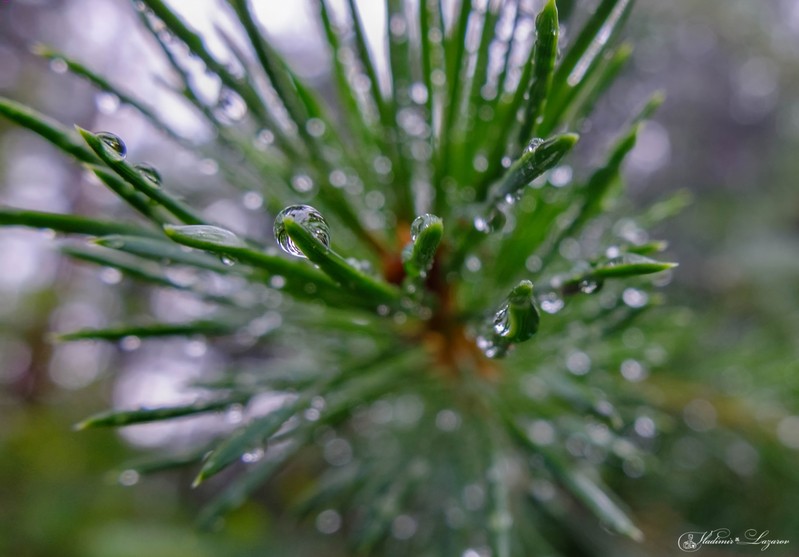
[96,132,127,160]
[410,213,436,241]
[135,163,162,187]
[492,305,510,336]
[274,205,330,258]
[523,137,544,155]
[474,207,506,233]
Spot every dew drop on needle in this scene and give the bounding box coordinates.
[96,131,127,160]
[274,205,330,258]
[135,163,162,187]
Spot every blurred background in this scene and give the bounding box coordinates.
[0,0,797,555]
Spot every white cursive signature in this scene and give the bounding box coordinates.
[678,529,791,552]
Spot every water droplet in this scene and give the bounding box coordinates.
[504,191,522,205]
[473,154,489,172]
[199,158,219,175]
[566,351,591,375]
[410,82,428,104]
[242,447,265,463]
[477,335,502,359]
[634,416,656,438]
[225,404,244,424]
[620,359,647,382]
[428,27,443,44]
[323,438,352,466]
[492,305,510,336]
[95,92,120,115]
[220,255,237,267]
[523,137,544,155]
[255,128,274,148]
[578,279,601,294]
[118,469,140,486]
[501,156,512,168]
[119,335,141,351]
[373,155,392,175]
[463,484,485,510]
[436,409,461,432]
[49,57,68,74]
[391,515,417,540]
[156,29,174,44]
[683,399,717,432]
[274,205,330,258]
[389,14,408,37]
[364,191,385,210]
[623,456,646,478]
[291,174,314,193]
[316,509,342,534]
[242,191,263,210]
[465,256,482,272]
[528,420,556,445]
[523,256,542,273]
[305,118,326,138]
[622,287,649,308]
[96,132,127,160]
[100,267,123,285]
[345,258,372,274]
[474,207,506,233]
[215,89,247,124]
[410,213,436,241]
[134,163,161,187]
[550,165,573,187]
[539,292,564,314]
[328,169,347,187]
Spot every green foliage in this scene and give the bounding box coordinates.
[0,0,682,553]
